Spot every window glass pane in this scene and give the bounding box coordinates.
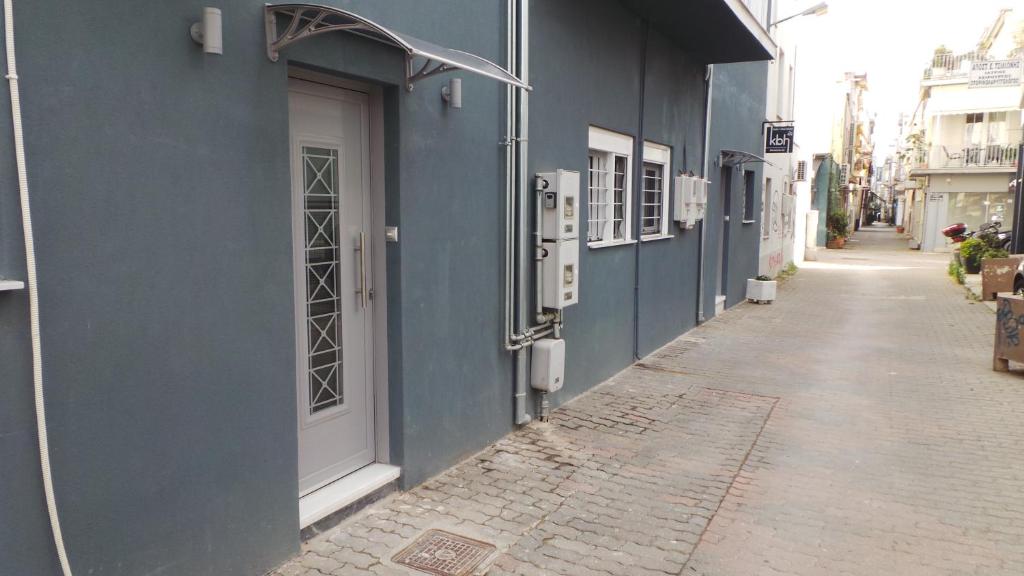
[588,153,607,242]
[762,178,772,239]
[613,155,627,239]
[988,112,1008,145]
[302,146,343,414]
[965,113,984,148]
[987,193,1012,227]
[743,170,756,221]
[946,192,986,233]
[642,162,663,235]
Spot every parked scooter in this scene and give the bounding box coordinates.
[942,221,1012,250]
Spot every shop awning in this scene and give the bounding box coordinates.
[925,84,1024,116]
[721,149,775,167]
[265,4,530,91]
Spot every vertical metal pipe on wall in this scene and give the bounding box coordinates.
[513,0,532,425]
[697,64,714,324]
[504,0,515,351]
[1012,144,1024,255]
[632,21,649,360]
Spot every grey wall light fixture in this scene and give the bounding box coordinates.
[441,78,462,109]
[190,7,223,55]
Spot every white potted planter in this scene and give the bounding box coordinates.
[746,276,777,304]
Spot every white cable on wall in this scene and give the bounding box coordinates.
[3,1,73,574]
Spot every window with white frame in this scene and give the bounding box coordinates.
[588,127,634,245]
[641,142,671,238]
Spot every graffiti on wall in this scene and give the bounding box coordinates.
[782,193,795,240]
[997,298,1024,347]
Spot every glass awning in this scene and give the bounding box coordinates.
[265,4,531,91]
[721,149,775,168]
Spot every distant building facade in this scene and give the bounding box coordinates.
[907,9,1024,251]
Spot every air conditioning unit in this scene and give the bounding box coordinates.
[795,160,807,182]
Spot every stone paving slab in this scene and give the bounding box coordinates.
[275,226,1024,576]
[273,369,775,576]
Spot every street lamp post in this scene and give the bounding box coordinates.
[769,2,828,28]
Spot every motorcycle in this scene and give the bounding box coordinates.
[942,221,1012,251]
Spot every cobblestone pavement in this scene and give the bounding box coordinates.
[274,225,1024,575]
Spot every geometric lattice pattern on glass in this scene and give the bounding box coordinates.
[641,161,663,235]
[302,146,344,414]
[392,530,495,576]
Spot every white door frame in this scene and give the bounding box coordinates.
[290,68,390,466]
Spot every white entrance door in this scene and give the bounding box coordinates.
[923,192,948,252]
[289,79,375,496]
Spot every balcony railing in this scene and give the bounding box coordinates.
[923,53,979,80]
[913,141,1021,170]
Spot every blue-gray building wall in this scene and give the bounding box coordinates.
[0,2,765,575]
[529,1,708,401]
[703,61,769,314]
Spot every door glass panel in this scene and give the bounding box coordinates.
[302,146,344,414]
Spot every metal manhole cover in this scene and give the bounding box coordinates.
[392,529,495,576]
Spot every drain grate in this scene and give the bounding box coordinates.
[392,529,495,576]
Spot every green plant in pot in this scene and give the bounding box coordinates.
[826,212,849,248]
[959,237,986,274]
[983,247,1010,260]
[827,212,849,237]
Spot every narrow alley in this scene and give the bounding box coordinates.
[275,225,1024,576]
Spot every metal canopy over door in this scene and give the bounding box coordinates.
[289,79,375,496]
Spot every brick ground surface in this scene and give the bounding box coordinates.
[273,226,1023,575]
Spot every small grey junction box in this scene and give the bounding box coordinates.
[531,338,565,392]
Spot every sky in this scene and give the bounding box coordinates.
[779,0,1018,164]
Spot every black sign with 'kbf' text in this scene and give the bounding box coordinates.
[764,125,794,154]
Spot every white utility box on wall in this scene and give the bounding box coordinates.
[537,169,580,310]
[542,239,579,309]
[673,175,709,229]
[536,170,580,241]
[531,338,565,392]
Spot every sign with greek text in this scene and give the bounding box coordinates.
[968,59,1023,89]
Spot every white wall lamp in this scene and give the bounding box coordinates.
[769,2,828,28]
[190,7,223,55]
[441,78,462,109]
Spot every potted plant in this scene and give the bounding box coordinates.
[747,274,777,304]
[959,237,986,274]
[826,231,844,249]
[826,212,849,249]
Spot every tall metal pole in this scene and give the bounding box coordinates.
[1011,143,1024,255]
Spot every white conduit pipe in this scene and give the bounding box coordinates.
[3,1,73,575]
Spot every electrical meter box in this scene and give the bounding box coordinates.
[536,170,580,241]
[531,338,565,392]
[542,238,579,309]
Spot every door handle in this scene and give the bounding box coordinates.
[355,232,368,308]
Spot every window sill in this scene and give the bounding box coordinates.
[741,219,757,225]
[588,239,637,250]
[640,233,675,243]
